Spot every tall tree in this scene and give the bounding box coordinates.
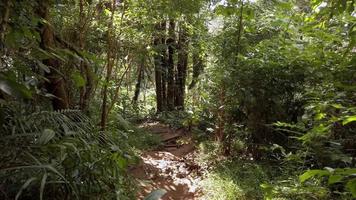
[37,0,69,110]
[167,19,176,111]
[154,22,164,112]
[175,22,189,110]
[161,21,168,111]
[100,0,116,130]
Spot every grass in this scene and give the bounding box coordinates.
[200,159,269,200]
[196,140,340,200]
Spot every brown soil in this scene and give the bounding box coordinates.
[130,122,203,200]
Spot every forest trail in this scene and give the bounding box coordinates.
[130,122,203,200]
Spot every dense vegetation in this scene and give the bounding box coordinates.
[0,0,355,199]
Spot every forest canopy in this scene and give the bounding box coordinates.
[0,0,355,199]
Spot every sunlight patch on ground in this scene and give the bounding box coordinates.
[142,151,202,194]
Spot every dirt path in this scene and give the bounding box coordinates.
[130,122,203,200]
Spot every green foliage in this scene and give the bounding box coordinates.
[300,168,356,198]
[200,160,269,200]
[1,0,355,199]
[0,73,32,99]
[0,104,136,199]
[195,0,356,199]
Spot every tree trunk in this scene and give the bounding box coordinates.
[161,21,168,111]
[166,19,175,111]
[189,46,204,90]
[37,0,69,111]
[154,23,163,113]
[133,56,144,103]
[175,23,188,110]
[100,0,116,131]
[216,85,226,142]
[78,0,94,112]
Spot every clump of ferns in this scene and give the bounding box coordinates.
[0,104,130,199]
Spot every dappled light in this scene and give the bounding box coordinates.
[1,0,355,199]
[130,123,203,199]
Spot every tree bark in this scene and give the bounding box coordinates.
[160,21,168,111]
[133,56,144,103]
[37,0,69,111]
[166,19,175,111]
[154,23,163,113]
[175,23,189,110]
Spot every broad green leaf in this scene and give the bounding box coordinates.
[346,179,356,197]
[144,189,167,200]
[300,169,330,183]
[343,116,356,125]
[328,175,343,184]
[337,168,356,175]
[0,74,32,99]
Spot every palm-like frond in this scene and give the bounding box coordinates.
[0,103,132,200]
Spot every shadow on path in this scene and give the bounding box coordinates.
[130,122,202,200]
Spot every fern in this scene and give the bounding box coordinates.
[0,103,133,200]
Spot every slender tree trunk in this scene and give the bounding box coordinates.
[161,21,168,111]
[107,61,131,116]
[133,56,144,103]
[175,23,189,110]
[78,0,94,112]
[166,19,175,111]
[154,23,163,112]
[37,0,69,111]
[100,0,116,130]
[216,85,226,142]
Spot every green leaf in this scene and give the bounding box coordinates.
[300,169,330,183]
[144,189,167,200]
[260,183,273,200]
[38,129,56,145]
[40,173,48,200]
[16,177,37,200]
[71,72,86,88]
[343,116,356,125]
[0,74,32,99]
[328,175,343,184]
[346,179,356,197]
[116,156,127,169]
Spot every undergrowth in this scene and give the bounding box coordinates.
[197,138,354,200]
[200,160,269,200]
[0,102,160,200]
